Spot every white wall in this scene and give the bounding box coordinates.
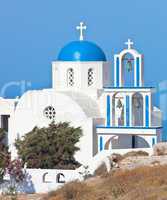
[1,169,81,194]
[52,61,111,96]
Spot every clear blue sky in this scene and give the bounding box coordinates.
[0,0,165,96]
[0,0,167,134]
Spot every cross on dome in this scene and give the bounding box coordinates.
[125,39,134,49]
[76,22,87,41]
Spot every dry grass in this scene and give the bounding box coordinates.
[45,181,93,200]
[45,165,167,200]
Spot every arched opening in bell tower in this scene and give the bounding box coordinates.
[122,53,135,87]
[132,92,143,126]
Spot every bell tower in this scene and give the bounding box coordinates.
[114,39,143,88]
[98,39,162,153]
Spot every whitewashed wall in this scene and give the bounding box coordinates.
[24,169,81,193]
[1,168,82,194]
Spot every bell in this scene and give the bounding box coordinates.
[126,60,132,72]
[135,98,141,109]
[116,99,122,109]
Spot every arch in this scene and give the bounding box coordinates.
[132,92,143,126]
[67,68,74,87]
[119,48,140,58]
[121,53,135,87]
[42,172,51,183]
[135,136,150,148]
[104,136,118,150]
[110,135,150,149]
[112,93,125,126]
[88,68,94,86]
[56,173,65,183]
[114,48,142,87]
[104,137,112,150]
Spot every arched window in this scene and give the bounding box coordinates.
[88,68,94,86]
[132,92,143,126]
[67,68,74,86]
[122,53,135,87]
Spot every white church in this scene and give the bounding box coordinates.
[0,22,163,165]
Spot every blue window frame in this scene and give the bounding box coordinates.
[99,136,103,151]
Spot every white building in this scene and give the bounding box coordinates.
[0,22,162,165]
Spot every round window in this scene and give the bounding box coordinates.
[43,106,56,120]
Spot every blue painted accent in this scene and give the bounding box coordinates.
[136,57,140,87]
[99,136,103,151]
[96,126,162,129]
[107,95,111,126]
[152,137,155,146]
[145,95,149,127]
[104,86,154,89]
[126,96,130,127]
[116,57,120,87]
[57,41,107,61]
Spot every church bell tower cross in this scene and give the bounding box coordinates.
[76,22,87,41]
[125,39,134,49]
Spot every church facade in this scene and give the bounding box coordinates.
[0,23,162,165]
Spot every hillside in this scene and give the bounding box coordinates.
[44,153,167,200]
[2,151,167,200]
[44,165,167,200]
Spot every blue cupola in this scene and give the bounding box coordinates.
[57,40,107,62]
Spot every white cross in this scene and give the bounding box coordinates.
[76,22,87,41]
[125,39,134,49]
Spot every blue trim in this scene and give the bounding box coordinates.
[107,95,111,126]
[103,86,154,89]
[116,57,120,87]
[145,95,149,127]
[96,126,162,130]
[126,96,130,127]
[152,137,155,146]
[136,57,140,87]
[99,136,103,151]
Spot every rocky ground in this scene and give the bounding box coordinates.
[119,155,167,169]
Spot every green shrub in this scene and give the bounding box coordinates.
[15,122,82,169]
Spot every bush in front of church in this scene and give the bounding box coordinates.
[15,122,82,169]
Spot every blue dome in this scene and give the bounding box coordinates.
[57,41,107,62]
